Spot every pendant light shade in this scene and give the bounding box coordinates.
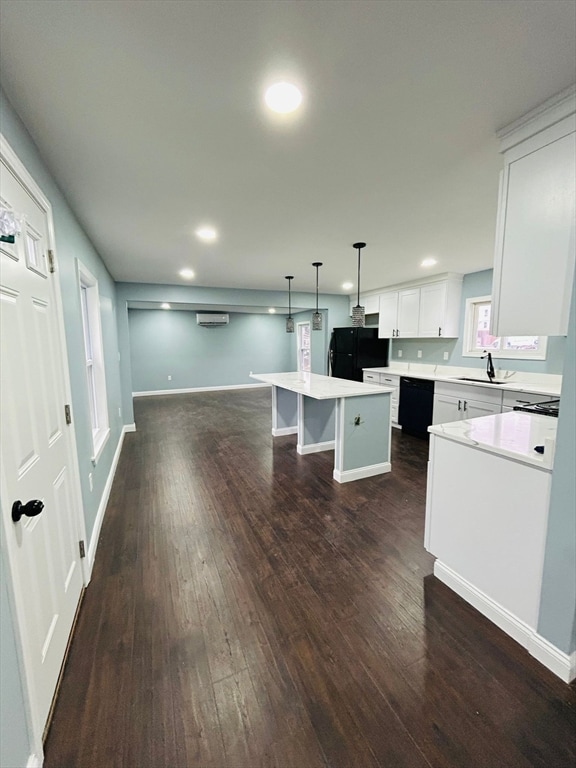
[285,275,295,333]
[312,262,323,331]
[352,241,366,327]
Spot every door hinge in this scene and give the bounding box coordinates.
[47,250,55,273]
[79,540,86,558]
[65,404,72,425]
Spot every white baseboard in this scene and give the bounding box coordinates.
[434,561,575,683]
[133,383,270,397]
[333,461,391,484]
[27,753,43,768]
[297,440,335,455]
[272,426,298,436]
[85,424,133,581]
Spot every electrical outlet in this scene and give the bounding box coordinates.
[397,350,402,358]
[88,473,93,492]
[118,407,121,418]
[250,370,253,375]
[443,352,449,360]
[168,375,172,381]
[417,350,422,358]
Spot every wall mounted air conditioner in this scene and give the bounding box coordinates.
[196,313,229,327]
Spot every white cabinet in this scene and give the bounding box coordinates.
[363,371,400,428]
[432,381,502,425]
[492,91,575,337]
[378,278,462,339]
[350,293,380,316]
[418,279,462,338]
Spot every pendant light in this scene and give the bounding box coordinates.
[352,241,366,327]
[285,275,295,333]
[312,262,323,331]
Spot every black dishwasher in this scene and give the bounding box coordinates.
[398,377,435,437]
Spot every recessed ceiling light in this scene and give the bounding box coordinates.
[179,268,195,279]
[342,282,354,291]
[265,82,302,114]
[421,257,437,268]
[161,303,171,310]
[195,226,218,242]
[268,308,276,314]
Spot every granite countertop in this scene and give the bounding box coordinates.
[362,366,561,398]
[428,411,557,470]
[250,371,394,400]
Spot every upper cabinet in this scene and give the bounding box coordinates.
[377,277,462,339]
[492,87,576,337]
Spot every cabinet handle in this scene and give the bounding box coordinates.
[396,329,399,336]
[458,400,461,411]
[438,326,441,336]
[515,399,530,404]
[464,401,468,411]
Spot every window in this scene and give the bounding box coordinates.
[297,322,311,372]
[463,295,547,359]
[78,262,109,461]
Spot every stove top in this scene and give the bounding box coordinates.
[513,399,560,417]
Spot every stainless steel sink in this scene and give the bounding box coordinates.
[455,377,507,385]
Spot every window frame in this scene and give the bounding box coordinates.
[297,321,311,372]
[462,295,548,360]
[77,261,110,463]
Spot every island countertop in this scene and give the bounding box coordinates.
[250,372,394,400]
[428,411,557,470]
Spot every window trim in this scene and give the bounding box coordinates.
[296,321,311,372]
[462,295,548,360]
[77,261,110,463]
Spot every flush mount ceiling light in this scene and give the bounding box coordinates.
[312,262,323,331]
[352,242,366,328]
[195,226,218,242]
[342,281,354,291]
[421,257,437,268]
[265,82,302,114]
[161,303,171,310]
[268,308,276,314]
[285,275,295,333]
[179,268,195,279]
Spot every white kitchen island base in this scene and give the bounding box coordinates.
[251,372,393,483]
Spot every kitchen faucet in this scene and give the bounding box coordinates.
[481,350,495,381]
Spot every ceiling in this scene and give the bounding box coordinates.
[1,1,575,296]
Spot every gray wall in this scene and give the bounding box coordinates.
[537,271,576,654]
[1,89,124,763]
[390,269,566,373]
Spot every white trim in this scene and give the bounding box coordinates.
[133,383,269,397]
[26,753,43,768]
[91,426,110,465]
[85,424,133,580]
[272,426,298,436]
[434,561,575,683]
[297,440,335,455]
[497,85,576,151]
[333,461,391,484]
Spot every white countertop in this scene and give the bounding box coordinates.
[428,411,557,470]
[363,365,561,398]
[250,371,394,400]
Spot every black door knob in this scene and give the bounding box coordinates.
[12,499,44,523]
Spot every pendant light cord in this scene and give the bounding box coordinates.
[356,247,361,308]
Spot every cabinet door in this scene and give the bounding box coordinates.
[493,118,576,336]
[364,294,380,314]
[418,282,446,337]
[378,291,398,338]
[462,399,501,419]
[432,394,463,425]
[397,288,420,337]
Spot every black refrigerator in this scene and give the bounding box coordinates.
[329,327,390,381]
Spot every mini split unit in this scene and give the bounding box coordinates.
[196,313,229,327]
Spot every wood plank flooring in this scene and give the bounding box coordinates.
[44,388,576,767]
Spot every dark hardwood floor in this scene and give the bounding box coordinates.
[45,388,576,768]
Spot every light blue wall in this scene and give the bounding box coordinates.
[1,89,124,761]
[129,310,292,392]
[537,271,576,654]
[117,282,350,412]
[390,270,566,373]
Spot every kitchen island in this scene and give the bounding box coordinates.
[424,410,571,681]
[250,372,394,483]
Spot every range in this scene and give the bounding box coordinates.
[513,399,560,417]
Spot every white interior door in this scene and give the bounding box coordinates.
[1,139,85,744]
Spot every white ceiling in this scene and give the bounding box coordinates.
[1,0,575,295]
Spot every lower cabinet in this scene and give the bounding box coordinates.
[363,371,400,428]
[432,382,503,425]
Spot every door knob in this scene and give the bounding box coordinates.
[12,499,44,523]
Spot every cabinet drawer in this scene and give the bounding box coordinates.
[363,372,381,384]
[381,375,399,386]
[435,381,503,407]
[501,390,556,409]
